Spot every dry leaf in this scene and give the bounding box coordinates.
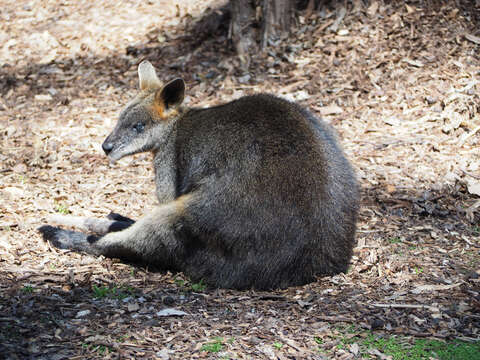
[34,94,53,102]
[411,283,461,294]
[127,302,140,312]
[405,4,415,14]
[13,163,27,173]
[76,310,91,318]
[467,181,480,196]
[402,58,424,67]
[384,117,401,126]
[319,104,343,115]
[350,343,360,355]
[367,1,379,17]
[156,308,188,317]
[465,33,480,45]
[386,184,396,193]
[3,187,24,198]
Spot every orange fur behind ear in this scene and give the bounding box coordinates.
[152,100,167,120]
[152,101,179,121]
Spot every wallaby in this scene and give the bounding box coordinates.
[39,61,359,290]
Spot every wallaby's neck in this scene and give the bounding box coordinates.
[154,117,177,150]
[151,106,189,153]
[152,120,178,203]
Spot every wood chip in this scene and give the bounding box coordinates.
[465,33,480,45]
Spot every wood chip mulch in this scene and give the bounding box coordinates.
[1,0,479,358]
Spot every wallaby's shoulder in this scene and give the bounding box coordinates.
[186,93,301,113]
[182,93,313,130]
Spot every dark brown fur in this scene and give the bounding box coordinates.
[171,95,359,289]
[39,62,359,290]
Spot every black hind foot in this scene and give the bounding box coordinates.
[38,225,100,254]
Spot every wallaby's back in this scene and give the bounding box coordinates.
[173,94,359,289]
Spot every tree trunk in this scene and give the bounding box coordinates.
[229,0,294,65]
[261,0,294,48]
[229,0,258,66]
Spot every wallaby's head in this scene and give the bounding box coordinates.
[102,61,185,162]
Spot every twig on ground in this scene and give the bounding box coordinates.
[367,303,440,312]
[459,125,480,146]
[460,168,480,180]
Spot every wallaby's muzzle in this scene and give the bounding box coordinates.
[102,140,114,155]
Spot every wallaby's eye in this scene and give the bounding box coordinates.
[133,122,145,133]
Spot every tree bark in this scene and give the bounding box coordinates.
[229,0,258,66]
[229,0,294,65]
[261,0,294,48]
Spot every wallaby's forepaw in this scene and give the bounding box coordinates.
[38,225,99,254]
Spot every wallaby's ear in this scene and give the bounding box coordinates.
[138,60,161,90]
[155,78,185,110]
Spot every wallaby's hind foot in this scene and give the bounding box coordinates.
[40,194,194,266]
[48,214,135,235]
[38,225,100,254]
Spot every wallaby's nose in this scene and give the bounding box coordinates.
[102,142,114,155]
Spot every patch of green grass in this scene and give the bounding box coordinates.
[22,285,34,294]
[346,324,357,333]
[82,343,112,355]
[174,277,207,292]
[117,335,127,342]
[122,285,135,296]
[55,203,70,214]
[201,337,224,353]
[374,336,480,360]
[92,284,135,300]
[174,278,185,287]
[273,342,283,350]
[432,340,480,359]
[389,237,402,244]
[325,330,480,360]
[314,337,328,354]
[94,345,109,355]
[414,266,424,275]
[362,335,405,358]
[191,279,206,292]
[92,285,110,299]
